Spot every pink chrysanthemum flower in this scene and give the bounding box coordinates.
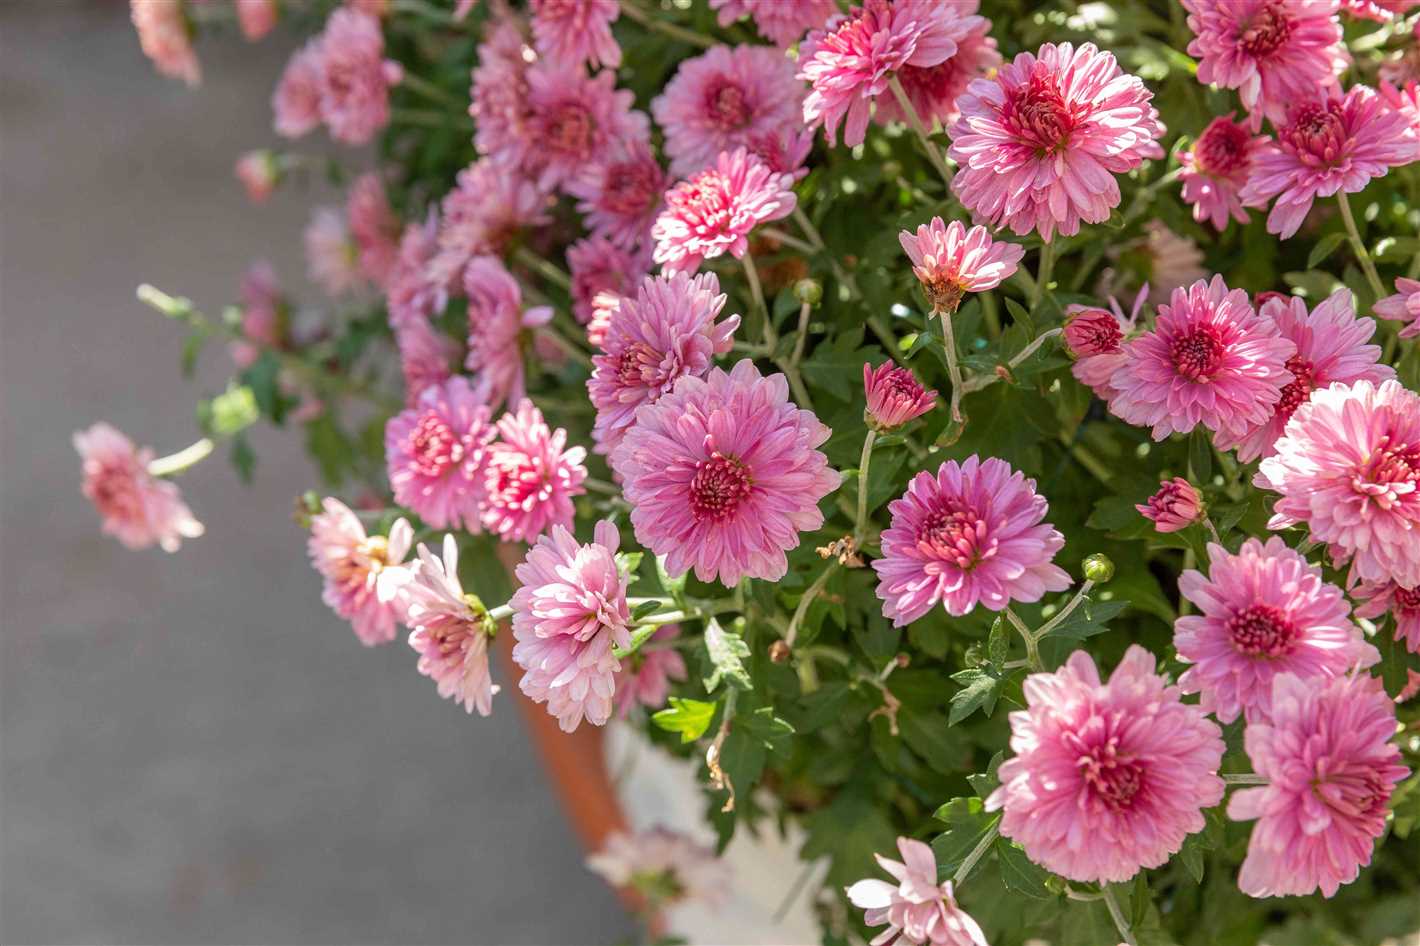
[346,172,401,289]
[313,9,403,145]
[1341,0,1420,19]
[1182,0,1347,128]
[798,0,980,147]
[236,0,278,41]
[566,133,667,251]
[470,16,537,168]
[1218,290,1393,462]
[307,498,414,646]
[1228,672,1409,898]
[385,210,445,330]
[404,535,500,716]
[948,43,1165,242]
[1137,477,1203,533]
[744,127,816,181]
[519,64,649,193]
[1062,288,1147,402]
[131,0,200,86]
[1354,580,1420,653]
[304,206,364,297]
[74,423,205,553]
[1108,276,1296,442]
[1257,379,1420,589]
[987,646,1225,884]
[273,41,324,138]
[870,4,1000,133]
[229,260,284,370]
[612,625,688,717]
[588,271,740,456]
[651,148,797,274]
[1380,78,1420,132]
[1175,537,1380,723]
[235,150,278,203]
[529,0,620,70]
[845,837,988,946]
[709,0,837,46]
[568,237,650,325]
[652,45,806,178]
[1180,115,1268,231]
[511,520,630,732]
[394,317,458,408]
[611,360,840,585]
[482,400,588,543]
[429,160,550,289]
[863,362,937,431]
[873,456,1070,624]
[587,827,730,907]
[898,217,1024,313]
[587,292,621,348]
[463,256,554,409]
[1239,87,1418,239]
[384,375,493,531]
[1375,276,1420,340]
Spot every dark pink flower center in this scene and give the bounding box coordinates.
[916,503,989,570]
[1282,102,1347,165]
[615,341,671,389]
[1064,309,1124,357]
[690,451,753,522]
[1275,355,1315,420]
[1394,585,1420,614]
[1352,434,1420,506]
[407,412,463,478]
[1312,764,1392,821]
[1078,736,1144,811]
[90,463,145,520]
[1237,3,1292,58]
[1170,327,1226,381]
[704,79,752,130]
[1226,603,1296,658]
[487,452,550,509]
[1008,77,1077,155]
[600,159,661,217]
[1196,119,1252,175]
[667,173,732,232]
[546,103,594,156]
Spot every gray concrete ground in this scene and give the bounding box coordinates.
[0,3,633,942]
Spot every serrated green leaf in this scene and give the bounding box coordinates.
[987,615,1008,669]
[1188,428,1212,484]
[1178,832,1206,884]
[948,667,1003,725]
[651,697,716,743]
[1040,598,1130,641]
[230,435,256,484]
[931,797,1000,877]
[737,705,794,747]
[702,618,752,692]
[995,839,1053,900]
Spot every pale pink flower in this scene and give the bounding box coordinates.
[863,362,937,431]
[530,0,620,70]
[948,42,1164,242]
[1399,669,1420,703]
[1108,275,1296,442]
[709,0,836,46]
[385,210,445,330]
[567,237,650,325]
[346,172,401,289]
[987,646,1226,884]
[874,456,1070,624]
[1239,87,1418,239]
[511,520,630,732]
[587,292,621,348]
[469,15,537,169]
[273,41,324,138]
[566,132,667,251]
[652,45,806,178]
[482,400,587,543]
[870,5,1001,132]
[230,260,284,369]
[1217,290,1393,462]
[1374,276,1420,339]
[1354,580,1420,653]
[1180,115,1268,231]
[1063,288,1147,402]
[1137,478,1202,533]
[304,206,363,297]
[611,360,840,586]
[429,160,550,288]
[463,256,553,409]
[234,149,278,203]
[651,148,797,274]
[1228,672,1409,897]
[1256,379,1420,589]
[130,0,200,86]
[307,497,413,645]
[845,837,987,946]
[1175,537,1379,723]
[898,217,1024,313]
[314,8,403,145]
[236,0,278,40]
[74,423,204,553]
[519,64,649,192]
[1341,0,1420,18]
[384,375,493,531]
[1182,0,1347,128]
[404,535,499,715]
[612,625,687,717]
[1380,78,1420,132]
[588,271,740,456]
[588,827,730,906]
[394,317,457,407]
[744,127,816,181]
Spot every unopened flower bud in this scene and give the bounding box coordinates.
[1062,306,1125,359]
[863,362,937,431]
[794,278,823,307]
[1136,477,1202,534]
[1082,553,1115,584]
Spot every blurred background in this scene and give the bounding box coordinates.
[0,2,634,941]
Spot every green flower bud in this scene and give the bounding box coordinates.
[1082,553,1115,584]
[794,278,823,307]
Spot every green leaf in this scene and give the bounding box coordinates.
[1040,598,1130,641]
[966,751,1004,797]
[948,667,1003,725]
[1188,427,1212,483]
[241,351,290,425]
[304,413,351,487]
[1377,622,1420,698]
[737,706,794,748]
[995,839,1054,900]
[230,435,256,484]
[180,329,207,378]
[931,797,1000,876]
[987,615,1008,669]
[1178,832,1206,884]
[630,600,664,622]
[1307,232,1347,269]
[651,697,716,744]
[654,553,687,606]
[702,618,752,692]
[898,708,968,775]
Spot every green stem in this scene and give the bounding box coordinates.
[1202,511,1224,546]
[147,437,214,477]
[951,825,1000,887]
[761,228,818,255]
[743,254,774,349]
[1031,242,1055,310]
[1034,580,1094,641]
[855,430,877,541]
[789,301,813,370]
[1005,607,1043,671]
[583,477,621,496]
[784,561,840,649]
[1102,885,1138,946]
[391,107,472,130]
[887,76,954,190]
[618,0,716,48]
[1222,773,1268,785]
[938,307,966,423]
[1336,192,1387,300]
[398,71,464,109]
[515,247,573,293]
[537,324,594,369]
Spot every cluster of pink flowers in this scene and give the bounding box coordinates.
[273,8,403,145]
[130,0,201,87]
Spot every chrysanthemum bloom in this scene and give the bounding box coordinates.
[529,0,620,70]
[1180,115,1267,231]
[74,423,205,553]
[385,210,445,330]
[745,127,816,181]
[870,4,1000,132]
[234,150,279,203]
[1257,379,1420,588]
[481,400,587,543]
[1062,288,1147,402]
[846,837,988,946]
[863,362,937,431]
[898,217,1024,313]
[612,625,687,717]
[230,260,284,369]
[709,0,837,46]
[611,360,840,585]
[346,172,401,289]
[306,498,413,645]
[312,8,403,145]
[130,0,200,86]
[273,41,324,137]
[568,237,650,325]
[1399,669,1420,703]
[1375,276,1420,340]
[987,646,1226,884]
[652,45,806,178]
[404,535,500,716]
[1380,77,1420,132]
[303,206,362,297]
[469,16,536,168]
[384,375,493,531]
[1181,0,1347,128]
[798,0,980,147]
[1229,672,1409,898]
[1137,478,1203,533]
[1108,276,1296,442]
[873,456,1070,624]
[1354,579,1420,653]
[429,160,550,288]
[462,256,553,409]
[566,133,667,251]
[587,292,621,348]
[236,0,278,40]
[1239,87,1418,239]
[651,148,797,275]
[1218,290,1393,462]
[511,520,630,732]
[1341,0,1420,19]
[587,827,731,907]
[947,42,1164,242]
[517,64,649,192]
[589,271,740,456]
[394,317,457,408]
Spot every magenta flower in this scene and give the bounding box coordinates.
[385,375,492,531]
[1257,379,1420,589]
[346,172,401,289]
[611,360,840,586]
[1240,87,1418,239]
[987,646,1226,884]
[1137,478,1203,533]
[1375,277,1420,339]
[1180,114,1268,231]
[1108,276,1296,442]
[863,362,937,431]
[873,456,1070,624]
[404,535,500,716]
[1217,290,1393,462]
[274,41,324,137]
[131,0,200,86]
[947,42,1164,242]
[304,206,363,297]
[898,217,1024,313]
[429,160,550,289]
[236,0,278,41]
[313,9,403,145]
[520,64,649,193]
[469,15,536,169]
[511,520,630,732]
[567,237,650,325]
[307,498,414,646]
[393,317,457,408]
[385,211,445,330]
[652,44,805,177]
[870,4,1000,133]
[1354,580,1420,653]
[612,625,688,718]
[709,0,836,46]
[566,132,667,251]
[74,423,204,553]
[463,256,554,409]
[587,827,730,907]
[651,148,797,275]
[234,150,278,203]
[1228,672,1409,898]
[845,837,988,946]
[1175,537,1379,723]
[589,271,739,457]
[1062,289,1146,402]
[481,400,587,543]
[529,0,620,70]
